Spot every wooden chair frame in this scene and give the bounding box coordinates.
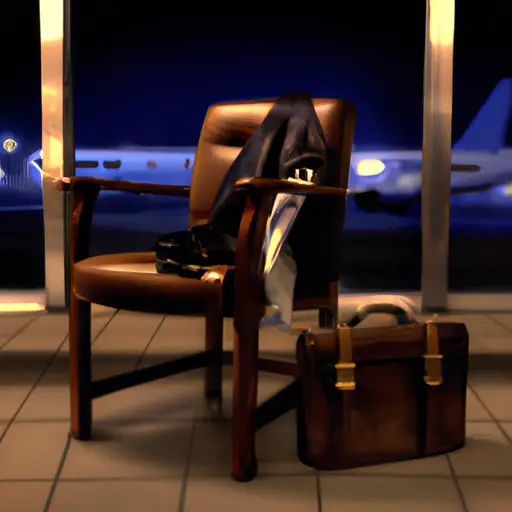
[61,170,345,482]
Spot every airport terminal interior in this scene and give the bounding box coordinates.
[3,4,512,512]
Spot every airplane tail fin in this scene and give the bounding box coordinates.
[454,78,512,152]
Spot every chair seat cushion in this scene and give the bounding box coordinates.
[73,252,223,315]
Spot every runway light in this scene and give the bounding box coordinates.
[356,159,386,177]
[2,138,17,153]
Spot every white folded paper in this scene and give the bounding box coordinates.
[262,177,312,326]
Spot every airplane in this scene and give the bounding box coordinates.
[350,78,512,213]
[2,79,512,214]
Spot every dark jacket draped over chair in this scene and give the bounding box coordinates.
[194,92,332,323]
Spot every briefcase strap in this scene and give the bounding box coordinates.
[424,321,444,386]
[333,322,444,391]
[335,326,356,391]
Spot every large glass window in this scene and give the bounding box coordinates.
[71,11,427,291]
[448,5,511,291]
[0,6,44,289]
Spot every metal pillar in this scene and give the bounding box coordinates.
[39,0,74,309]
[421,0,456,312]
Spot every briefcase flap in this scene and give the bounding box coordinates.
[297,322,468,389]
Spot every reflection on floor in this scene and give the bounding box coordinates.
[1,309,512,511]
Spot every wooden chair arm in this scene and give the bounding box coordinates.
[60,177,191,265]
[57,176,191,197]
[234,177,346,196]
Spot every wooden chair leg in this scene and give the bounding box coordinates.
[231,320,259,482]
[204,304,223,416]
[69,293,93,440]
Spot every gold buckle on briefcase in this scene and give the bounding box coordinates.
[423,321,443,386]
[335,326,356,391]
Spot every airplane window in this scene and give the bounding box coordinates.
[75,160,99,168]
[103,160,121,169]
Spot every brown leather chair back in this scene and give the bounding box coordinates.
[189,98,357,302]
[189,99,356,226]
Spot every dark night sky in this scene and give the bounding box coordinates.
[1,2,512,151]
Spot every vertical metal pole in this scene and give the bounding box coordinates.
[63,0,74,307]
[39,0,74,310]
[421,0,456,312]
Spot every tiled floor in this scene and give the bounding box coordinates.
[1,308,512,511]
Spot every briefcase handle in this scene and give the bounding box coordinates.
[345,303,418,327]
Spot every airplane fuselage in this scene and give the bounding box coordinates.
[16,145,512,210]
[350,148,512,196]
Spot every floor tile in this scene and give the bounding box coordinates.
[0,314,36,339]
[57,309,118,355]
[189,373,299,477]
[2,313,68,352]
[500,422,512,442]
[16,372,195,423]
[15,355,141,422]
[194,369,295,421]
[459,477,512,511]
[144,315,204,357]
[466,388,493,421]
[15,312,141,422]
[0,385,33,422]
[92,311,164,355]
[0,353,52,388]
[0,327,68,388]
[190,411,312,477]
[49,480,182,512]
[320,475,463,511]
[449,422,512,477]
[0,481,53,512]
[14,381,70,422]
[469,370,512,421]
[61,421,193,479]
[147,315,299,362]
[439,314,509,338]
[184,475,318,512]
[470,337,512,354]
[489,314,512,332]
[19,353,201,425]
[0,422,69,480]
[342,454,451,477]
[93,378,203,424]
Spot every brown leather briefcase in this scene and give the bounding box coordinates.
[296,322,469,470]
